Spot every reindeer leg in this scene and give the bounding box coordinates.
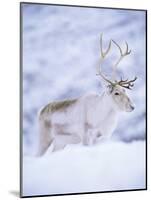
[83,122,96,145]
[52,134,80,152]
[37,119,53,156]
[52,140,66,152]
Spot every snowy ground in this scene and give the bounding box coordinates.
[23,141,146,196]
[21,3,146,196]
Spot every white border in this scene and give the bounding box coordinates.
[0,0,150,199]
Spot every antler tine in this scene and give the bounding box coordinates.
[97,33,113,85]
[125,42,131,55]
[117,76,137,90]
[112,40,122,55]
[120,76,137,85]
[100,33,112,58]
[112,40,131,57]
[111,40,131,80]
[119,77,129,83]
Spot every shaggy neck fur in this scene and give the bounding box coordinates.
[96,91,120,125]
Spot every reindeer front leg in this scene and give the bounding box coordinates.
[83,123,99,145]
[82,122,91,145]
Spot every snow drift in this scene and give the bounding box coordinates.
[23,140,146,196]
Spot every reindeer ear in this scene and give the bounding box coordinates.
[107,84,114,93]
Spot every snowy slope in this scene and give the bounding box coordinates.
[23,141,146,196]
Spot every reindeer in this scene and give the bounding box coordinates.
[37,34,137,156]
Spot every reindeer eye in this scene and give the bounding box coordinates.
[115,92,119,95]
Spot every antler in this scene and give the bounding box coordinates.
[96,34,137,90]
[116,76,137,90]
[96,34,114,85]
[112,40,131,80]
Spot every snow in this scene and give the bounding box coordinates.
[23,141,146,196]
[21,3,146,196]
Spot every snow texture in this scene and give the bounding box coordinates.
[21,3,146,196]
[23,141,146,196]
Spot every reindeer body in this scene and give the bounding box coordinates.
[38,91,120,155]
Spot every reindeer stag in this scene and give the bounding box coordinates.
[37,34,137,156]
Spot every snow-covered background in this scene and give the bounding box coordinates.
[22,3,146,196]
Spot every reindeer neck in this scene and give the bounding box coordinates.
[98,91,119,118]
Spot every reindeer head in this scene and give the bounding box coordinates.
[97,34,137,112]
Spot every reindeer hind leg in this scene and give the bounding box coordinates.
[37,118,53,156]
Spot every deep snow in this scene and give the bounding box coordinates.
[23,141,146,196]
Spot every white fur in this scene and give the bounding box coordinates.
[37,86,134,155]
